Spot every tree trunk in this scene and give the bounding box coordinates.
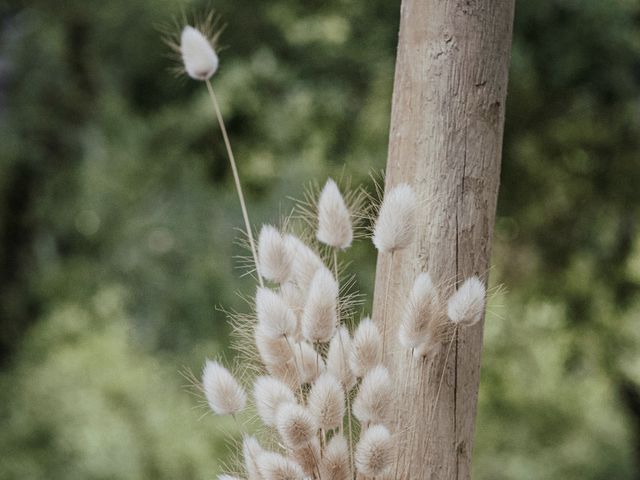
[372,1,515,478]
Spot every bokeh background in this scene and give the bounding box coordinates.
[2,0,640,478]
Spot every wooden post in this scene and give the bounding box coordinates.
[372,0,515,478]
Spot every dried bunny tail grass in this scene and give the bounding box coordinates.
[293,341,325,384]
[353,365,392,425]
[290,438,321,477]
[350,317,382,378]
[253,376,297,426]
[316,178,353,249]
[258,225,293,284]
[307,372,345,430]
[218,475,243,480]
[257,451,305,480]
[294,177,369,242]
[179,25,220,81]
[447,276,486,327]
[242,435,263,480]
[284,234,326,290]
[372,183,417,253]
[320,434,352,480]
[326,326,355,390]
[399,272,443,350]
[276,402,318,448]
[202,360,247,416]
[355,424,393,477]
[256,287,297,339]
[255,323,295,366]
[301,267,339,343]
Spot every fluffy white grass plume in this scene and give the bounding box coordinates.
[290,439,321,476]
[353,365,392,425]
[253,376,296,426]
[256,287,297,339]
[355,424,393,477]
[301,268,339,343]
[372,183,417,253]
[180,26,219,81]
[258,225,292,284]
[218,475,242,480]
[326,326,355,390]
[202,360,246,416]
[447,276,486,327]
[293,341,325,384]
[285,235,325,289]
[349,317,382,378]
[316,178,353,249]
[399,272,441,349]
[308,372,345,430]
[257,451,305,480]
[276,402,317,448]
[320,434,351,480]
[255,324,294,366]
[242,435,263,480]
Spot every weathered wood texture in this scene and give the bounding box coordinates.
[371,1,515,478]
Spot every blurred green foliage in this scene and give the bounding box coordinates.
[1,0,639,479]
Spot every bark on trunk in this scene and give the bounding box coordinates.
[372,1,515,478]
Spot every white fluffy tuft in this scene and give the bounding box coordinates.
[290,438,321,477]
[202,360,246,416]
[447,276,486,327]
[320,434,351,480]
[258,225,293,284]
[316,178,353,249]
[399,272,441,349]
[301,268,339,343]
[218,475,242,480]
[257,451,305,480]
[326,326,355,390]
[256,287,297,339]
[276,402,317,448]
[372,183,417,253]
[255,324,294,366]
[307,372,345,430]
[354,424,393,477]
[349,318,382,378]
[180,26,219,81]
[353,365,392,425]
[253,376,297,426]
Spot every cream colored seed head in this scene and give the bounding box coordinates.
[355,424,393,477]
[201,360,246,416]
[372,183,417,253]
[353,365,392,425]
[350,317,382,378]
[301,267,339,343]
[258,225,293,284]
[447,276,486,327]
[308,372,345,430]
[180,26,219,81]
[316,178,353,249]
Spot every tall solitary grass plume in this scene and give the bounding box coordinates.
[173,19,488,480]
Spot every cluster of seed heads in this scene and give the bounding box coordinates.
[176,23,487,480]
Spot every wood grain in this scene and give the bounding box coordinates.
[371,1,515,478]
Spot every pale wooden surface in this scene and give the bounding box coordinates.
[371,1,515,478]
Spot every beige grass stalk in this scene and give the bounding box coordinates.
[205,79,263,288]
